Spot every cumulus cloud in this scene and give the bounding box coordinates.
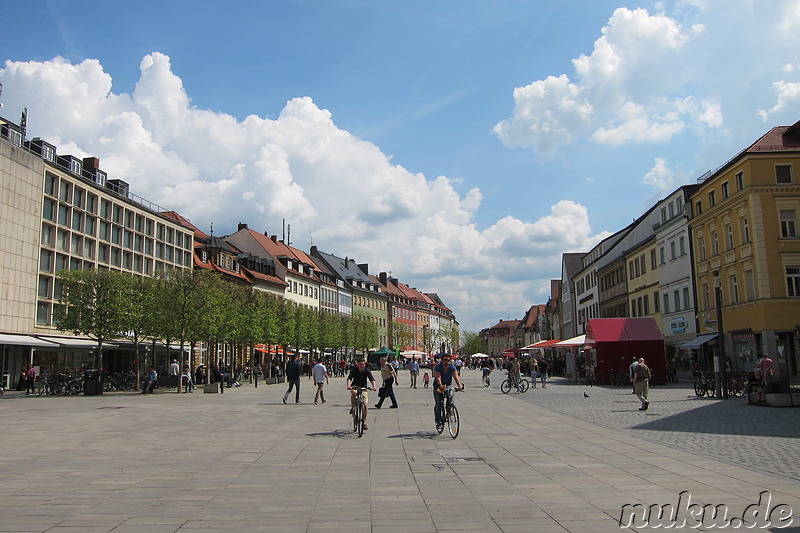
[643,157,684,195]
[495,3,799,159]
[0,53,607,331]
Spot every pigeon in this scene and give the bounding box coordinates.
[583,392,590,398]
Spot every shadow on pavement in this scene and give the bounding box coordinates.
[306,429,361,439]
[630,400,800,438]
[386,431,439,440]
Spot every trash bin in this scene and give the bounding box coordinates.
[83,369,103,396]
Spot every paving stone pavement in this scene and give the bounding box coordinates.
[0,370,798,532]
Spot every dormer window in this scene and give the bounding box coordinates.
[201,250,207,263]
[235,263,240,273]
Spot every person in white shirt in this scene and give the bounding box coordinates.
[312,361,329,404]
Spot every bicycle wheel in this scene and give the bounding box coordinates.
[353,404,360,434]
[483,375,490,387]
[500,380,511,394]
[447,404,460,439]
[34,380,45,397]
[519,379,529,393]
[357,403,365,438]
[694,379,705,397]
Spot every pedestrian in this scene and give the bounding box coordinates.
[16,368,27,391]
[195,364,206,385]
[423,370,430,388]
[408,356,420,388]
[375,357,399,409]
[168,358,180,388]
[283,354,302,404]
[182,364,197,392]
[312,360,329,404]
[25,363,37,395]
[756,354,775,400]
[530,357,538,388]
[509,357,521,393]
[629,357,638,394]
[538,358,549,388]
[633,357,651,410]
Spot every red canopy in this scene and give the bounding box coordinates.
[585,318,663,343]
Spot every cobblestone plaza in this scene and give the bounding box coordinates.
[1,370,798,532]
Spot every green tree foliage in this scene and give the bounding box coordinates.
[460,331,486,356]
[55,268,129,371]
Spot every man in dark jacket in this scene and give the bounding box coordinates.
[283,354,302,404]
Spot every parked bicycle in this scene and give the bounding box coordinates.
[694,371,716,397]
[436,386,461,439]
[609,368,630,388]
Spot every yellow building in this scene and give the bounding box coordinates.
[689,120,800,391]
[627,236,661,327]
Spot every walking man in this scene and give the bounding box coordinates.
[312,360,329,404]
[283,354,302,404]
[408,356,420,388]
[633,357,651,410]
[629,357,638,394]
[375,357,399,409]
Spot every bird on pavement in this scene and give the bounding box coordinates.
[583,392,590,398]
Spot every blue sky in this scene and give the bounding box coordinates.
[2,0,799,333]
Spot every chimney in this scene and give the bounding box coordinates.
[82,157,100,172]
[379,272,388,285]
[271,235,278,243]
[238,223,248,231]
[310,245,317,256]
[358,263,369,275]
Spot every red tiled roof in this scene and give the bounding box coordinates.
[161,211,210,241]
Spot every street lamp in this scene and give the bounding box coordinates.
[713,270,729,399]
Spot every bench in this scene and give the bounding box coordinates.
[203,383,221,393]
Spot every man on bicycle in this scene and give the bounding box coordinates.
[347,360,376,430]
[433,354,463,432]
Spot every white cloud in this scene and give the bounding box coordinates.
[758,81,800,121]
[0,54,606,332]
[494,3,800,154]
[643,157,683,195]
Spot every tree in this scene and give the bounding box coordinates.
[460,331,485,356]
[55,268,128,372]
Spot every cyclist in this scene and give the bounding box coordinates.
[481,364,491,384]
[433,354,463,432]
[346,359,377,430]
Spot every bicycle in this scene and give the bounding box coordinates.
[350,387,371,438]
[500,375,529,394]
[481,371,491,387]
[694,372,717,397]
[436,386,461,439]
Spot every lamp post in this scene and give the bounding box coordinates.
[713,270,729,399]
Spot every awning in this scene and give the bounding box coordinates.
[522,339,561,349]
[0,334,59,347]
[470,352,490,358]
[680,333,717,350]
[553,334,586,347]
[36,336,98,348]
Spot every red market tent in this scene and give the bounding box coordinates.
[584,318,666,386]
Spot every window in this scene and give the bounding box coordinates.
[662,293,670,314]
[125,210,134,229]
[59,181,72,202]
[640,255,646,274]
[71,234,83,256]
[86,194,97,214]
[38,276,52,299]
[695,201,702,216]
[43,198,55,221]
[73,187,84,208]
[45,174,57,196]
[659,246,665,265]
[668,203,675,219]
[629,262,635,279]
[673,290,680,312]
[708,190,716,207]
[100,199,111,219]
[661,207,667,223]
[651,250,657,269]
[84,216,95,236]
[644,295,649,315]
[56,229,69,252]
[113,205,123,224]
[683,287,690,309]
[745,270,755,301]
[36,302,51,326]
[741,216,750,244]
[787,266,800,297]
[731,275,739,304]
[679,236,686,256]
[780,210,797,238]
[55,254,67,273]
[112,226,121,245]
[736,171,744,191]
[721,181,729,199]
[41,224,54,247]
[71,210,83,231]
[776,164,793,184]
[703,284,710,310]
[726,224,734,250]
[676,197,684,213]
[670,241,676,260]
[712,231,719,255]
[58,204,70,226]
